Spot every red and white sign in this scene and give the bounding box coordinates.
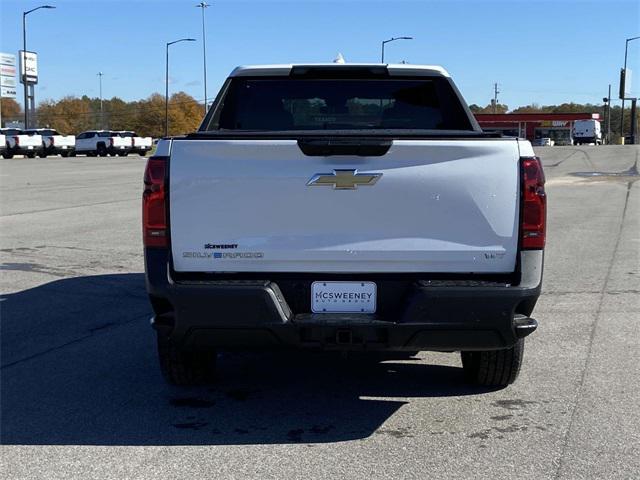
[0,52,17,98]
[0,65,16,76]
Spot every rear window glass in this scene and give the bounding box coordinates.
[206,77,474,131]
[26,129,58,136]
[118,132,134,137]
[1,129,21,136]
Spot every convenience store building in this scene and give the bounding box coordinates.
[474,112,601,145]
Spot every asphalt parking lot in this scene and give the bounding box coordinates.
[1,146,639,479]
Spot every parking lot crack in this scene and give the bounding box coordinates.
[0,312,149,370]
[553,172,635,479]
[0,198,138,217]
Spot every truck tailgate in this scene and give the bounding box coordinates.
[54,136,75,147]
[134,137,152,148]
[113,136,132,148]
[169,139,521,273]
[20,135,42,147]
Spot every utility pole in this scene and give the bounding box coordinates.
[493,83,500,113]
[97,72,103,129]
[606,84,611,144]
[631,98,637,145]
[196,2,209,115]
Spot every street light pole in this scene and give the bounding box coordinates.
[196,2,210,115]
[381,36,413,63]
[22,5,56,129]
[165,38,196,137]
[620,36,640,142]
[97,72,103,129]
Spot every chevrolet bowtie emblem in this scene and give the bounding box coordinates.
[307,169,382,190]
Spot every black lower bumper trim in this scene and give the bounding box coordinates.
[146,248,543,352]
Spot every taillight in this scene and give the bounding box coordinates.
[520,156,546,249]
[110,138,114,147]
[143,157,167,247]
[14,136,19,146]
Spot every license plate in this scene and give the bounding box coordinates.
[311,281,376,313]
[62,146,68,149]
[27,146,33,149]
[120,146,125,149]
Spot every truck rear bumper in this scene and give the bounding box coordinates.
[48,146,75,154]
[132,146,151,153]
[146,249,543,352]
[13,146,42,154]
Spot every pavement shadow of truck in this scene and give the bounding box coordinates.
[1,273,495,446]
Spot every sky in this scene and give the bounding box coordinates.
[1,0,639,110]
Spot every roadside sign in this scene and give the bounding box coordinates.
[1,76,17,87]
[0,53,16,67]
[19,50,38,84]
[0,53,17,99]
[0,65,16,77]
[1,86,17,98]
[620,68,633,99]
[540,120,568,127]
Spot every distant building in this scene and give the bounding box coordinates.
[474,112,601,145]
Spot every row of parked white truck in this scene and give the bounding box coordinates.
[0,128,153,158]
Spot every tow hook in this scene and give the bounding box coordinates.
[514,314,538,338]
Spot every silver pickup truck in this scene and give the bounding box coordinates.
[144,63,546,387]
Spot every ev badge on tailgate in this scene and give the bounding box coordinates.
[307,169,382,190]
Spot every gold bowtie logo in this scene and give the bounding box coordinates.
[307,169,382,190]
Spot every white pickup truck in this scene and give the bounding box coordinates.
[1,128,43,158]
[116,131,152,156]
[144,63,546,387]
[74,130,131,156]
[24,128,76,157]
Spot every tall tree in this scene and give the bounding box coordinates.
[1,98,22,125]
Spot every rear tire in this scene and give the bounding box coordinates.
[157,333,217,386]
[139,151,147,157]
[461,338,525,387]
[97,144,108,157]
[2,147,13,159]
[26,152,36,158]
[61,151,69,157]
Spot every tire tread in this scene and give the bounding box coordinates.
[461,339,525,387]
[157,334,217,386]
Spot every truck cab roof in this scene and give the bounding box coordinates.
[229,63,451,78]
